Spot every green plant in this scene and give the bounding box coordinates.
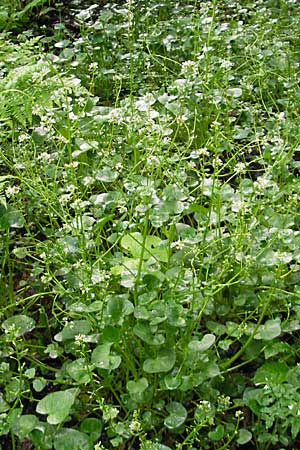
[1,1,300,449]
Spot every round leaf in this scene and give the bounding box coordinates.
[164,402,187,429]
[255,319,281,341]
[2,314,35,337]
[121,232,168,262]
[54,320,92,342]
[188,334,216,352]
[80,418,103,441]
[54,428,92,450]
[143,349,176,374]
[164,374,181,390]
[33,378,47,393]
[0,205,24,229]
[36,389,78,425]
[237,429,252,445]
[66,358,91,384]
[91,343,121,370]
[13,415,39,440]
[208,424,224,441]
[127,377,148,395]
[253,362,288,385]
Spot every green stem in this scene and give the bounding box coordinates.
[134,212,149,304]
[221,296,269,370]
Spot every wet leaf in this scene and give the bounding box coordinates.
[237,429,252,445]
[54,428,92,450]
[255,319,281,341]
[188,334,215,352]
[36,389,78,425]
[91,343,121,370]
[54,320,92,342]
[253,361,288,385]
[0,205,24,229]
[66,358,92,384]
[121,232,168,262]
[127,377,148,395]
[143,349,176,373]
[2,314,35,337]
[164,402,187,429]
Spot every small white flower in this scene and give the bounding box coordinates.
[5,186,20,197]
[89,62,98,71]
[235,162,247,174]
[190,148,209,158]
[75,334,86,345]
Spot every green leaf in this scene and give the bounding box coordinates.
[237,429,252,445]
[164,402,187,429]
[121,232,168,262]
[91,343,121,370]
[54,428,92,450]
[253,362,288,385]
[54,320,92,342]
[143,349,176,373]
[80,418,103,441]
[2,314,35,337]
[255,319,281,341]
[33,378,47,392]
[68,301,103,313]
[13,415,39,440]
[0,205,24,229]
[208,424,225,441]
[101,326,121,344]
[36,389,78,425]
[0,394,9,413]
[163,374,182,390]
[127,377,148,395]
[12,247,29,259]
[133,322,165,346]
[96,167,118,183]
[106,294,133,325]
[188,334,216,352]
[66,358,92,384]
[227,87,243,98]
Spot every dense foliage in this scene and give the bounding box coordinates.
[1,0,300,449]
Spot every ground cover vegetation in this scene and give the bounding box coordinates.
[0,0,300,448]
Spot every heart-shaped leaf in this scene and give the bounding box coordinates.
[106,294,133,325]
[66,358,92,384]
[237,429,252,445]
[143,349,176,373]
[0,205,24,229]
[91,343,121,370]
[80,418,103,441]
[133,322,165,346]
[2,314,35,337]
[188,334,215,352]
[36,389,78,425]
[121,232,168,262]
[54,320,92,342]
[164,402,187,429]
[12,415,39,440]
[255,319,281,341]
[54,428,92,450]
[163,374,182,390]
[127,377,148,395]
[208,424,225,441]
[253,361,288,385]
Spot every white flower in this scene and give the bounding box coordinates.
[235,162,247,174]
[5,186,20,197]
[89,62,98,71]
